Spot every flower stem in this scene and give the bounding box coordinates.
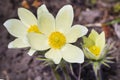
[96,67,102,80]
[50,65,61,80]
[93,63,102,80]
[61,62,71,80]
[78,64,81,80]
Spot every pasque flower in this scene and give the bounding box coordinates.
[3,4,49,56]
[83,29,105,60]
[27,5,88,64]
[83,29,114,80]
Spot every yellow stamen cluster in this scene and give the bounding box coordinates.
[49,32,66,49]
[89,46,100,56]
[28,25,41,33]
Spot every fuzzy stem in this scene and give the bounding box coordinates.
[62,66,71,80]
[96,67,102,80]
[93,62,102,80]
[61,62,71,80]
[78,64,81,80]
[51,65,61,80]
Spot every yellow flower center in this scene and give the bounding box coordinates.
[89,46,100,56]
[49,32,66,49]
[28,25,41,33]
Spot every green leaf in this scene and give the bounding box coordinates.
[106,18,120,25]
[106,57,114,60]
[37,57,48,61]
[104,60,114,63]
[101,62,110,68]
[91,0,97,5]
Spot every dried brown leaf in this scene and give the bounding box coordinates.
[32,0,41,8]
[21,0,30,9]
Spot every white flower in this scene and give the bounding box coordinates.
[27,5,88,64]
[83,29,105,60]
[3,4,49,56]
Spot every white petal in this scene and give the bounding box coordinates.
[18,8,37,27]
[37,4,49,19]
[38,12,55,36]
[65,25,88,43]
[89,29,99,41]
[56,5,73,33]
[8,38,29,48]
[45,49,62,64]
[61,44,84,63]
[96,32,105,51]
[83,48,97,60]
[27,33,50,50]
[4,19,27,37]
[28,48,36,56]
